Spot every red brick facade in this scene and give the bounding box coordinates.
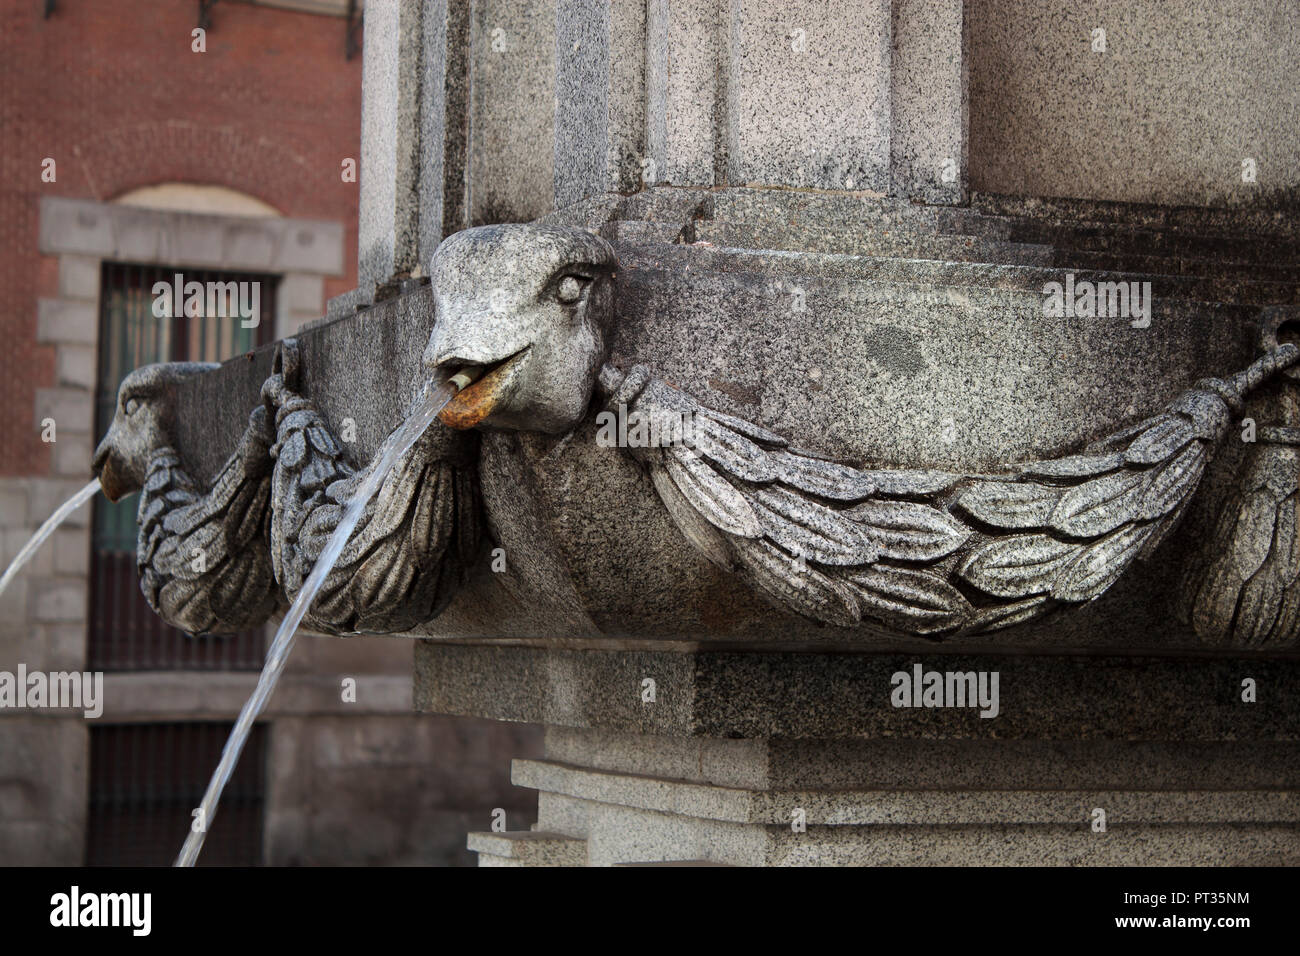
[0,0,361,475]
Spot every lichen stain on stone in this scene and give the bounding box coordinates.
[865,326,926,377]
[707,377,762,406]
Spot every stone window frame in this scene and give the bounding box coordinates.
[13,196,344,685]
[36,196,345,482]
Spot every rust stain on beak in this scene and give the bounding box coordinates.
[96,456,128,503]
[438,352,525,430]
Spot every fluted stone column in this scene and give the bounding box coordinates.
[555,0,647,206]
[353,0,971,313]
[358,0,424,301]
[891,0,968,203]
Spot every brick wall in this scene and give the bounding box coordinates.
[0,1,543,866]
[0,0,362,476]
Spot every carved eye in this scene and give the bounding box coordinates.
[556,275,588,305]
[124,396,142,416]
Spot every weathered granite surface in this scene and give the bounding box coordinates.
[157,188,1298,650]
[969,0,1300,207]
[415,643,1300,740]
[451,653,1300,865]
[460,706,1300,866]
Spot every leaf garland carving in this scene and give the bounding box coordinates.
[606,345,1300,640]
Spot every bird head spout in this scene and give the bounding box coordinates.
[91,362,219,501]
[423,224,617,434]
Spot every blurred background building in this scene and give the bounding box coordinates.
[0,0,539,867]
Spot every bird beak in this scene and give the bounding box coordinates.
[91,430,127,502]
[437,347,530,429]
[423,307,534,430]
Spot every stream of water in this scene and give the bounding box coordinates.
[0,478,100,600]
[175,376,462,866]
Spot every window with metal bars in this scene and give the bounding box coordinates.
[86,722,267,866]
[89,262,278,671]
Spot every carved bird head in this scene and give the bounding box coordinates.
[422,224,617,434]
[91,363,218,501]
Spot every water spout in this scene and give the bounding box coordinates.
[0,478,100,599]
[175,374,469,866]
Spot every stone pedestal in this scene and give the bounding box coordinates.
[420,644,1300,866]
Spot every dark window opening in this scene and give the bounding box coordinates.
[86,722,267,867]
[89,262,277,671]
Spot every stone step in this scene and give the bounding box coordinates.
[708,189,1300,269]
[613,860,734,866]
[954,214,1300,265]
[711,187,1300,254]
[518,759,1300,827]
[599,219,690,245]
[466,829,587,867]
[615,241,1269,322]
[691,219,1300,284]
[972,191,1300,241]
[526,758,1300,864]
[612,237,1297,307]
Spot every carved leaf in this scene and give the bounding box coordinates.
[1125,415,1194,465]
[453,467,480,568]
[278,429,308,471]
[732,538,861,626]
[1050,523,1153,602]
[364,445,430,542]
[1085,417,1163,454]
[352,539,419,630]
[965,596,1051,634]
[663,446,762,538]
[1276,572,1300,647]
[845,500,971,562]
[160,523,226,584]
[1138,493,1191,560]
[751,487,880,566]
[650,466,735,570]
[958,534,1078,598]
[1139,441,1206,520]
[223,473,271,550]
[143,465,174,495]
[408,463,456,563]
[771,450,877,501]
[1049,469,1146,537]
[957,481,1063,529]
[1020,452,1124,479]
[1190,551,1247,644]
[845,565,972,635]
[859,469,959,496]
[698,408,787,447]
[1236,568,1286,646]
[692,416,776,483]
[1232,488,1282,577]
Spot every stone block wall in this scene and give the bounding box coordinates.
[969,0,1300,206]
[357,0,1299,309]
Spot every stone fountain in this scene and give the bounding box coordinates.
[90,2,1300,865]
